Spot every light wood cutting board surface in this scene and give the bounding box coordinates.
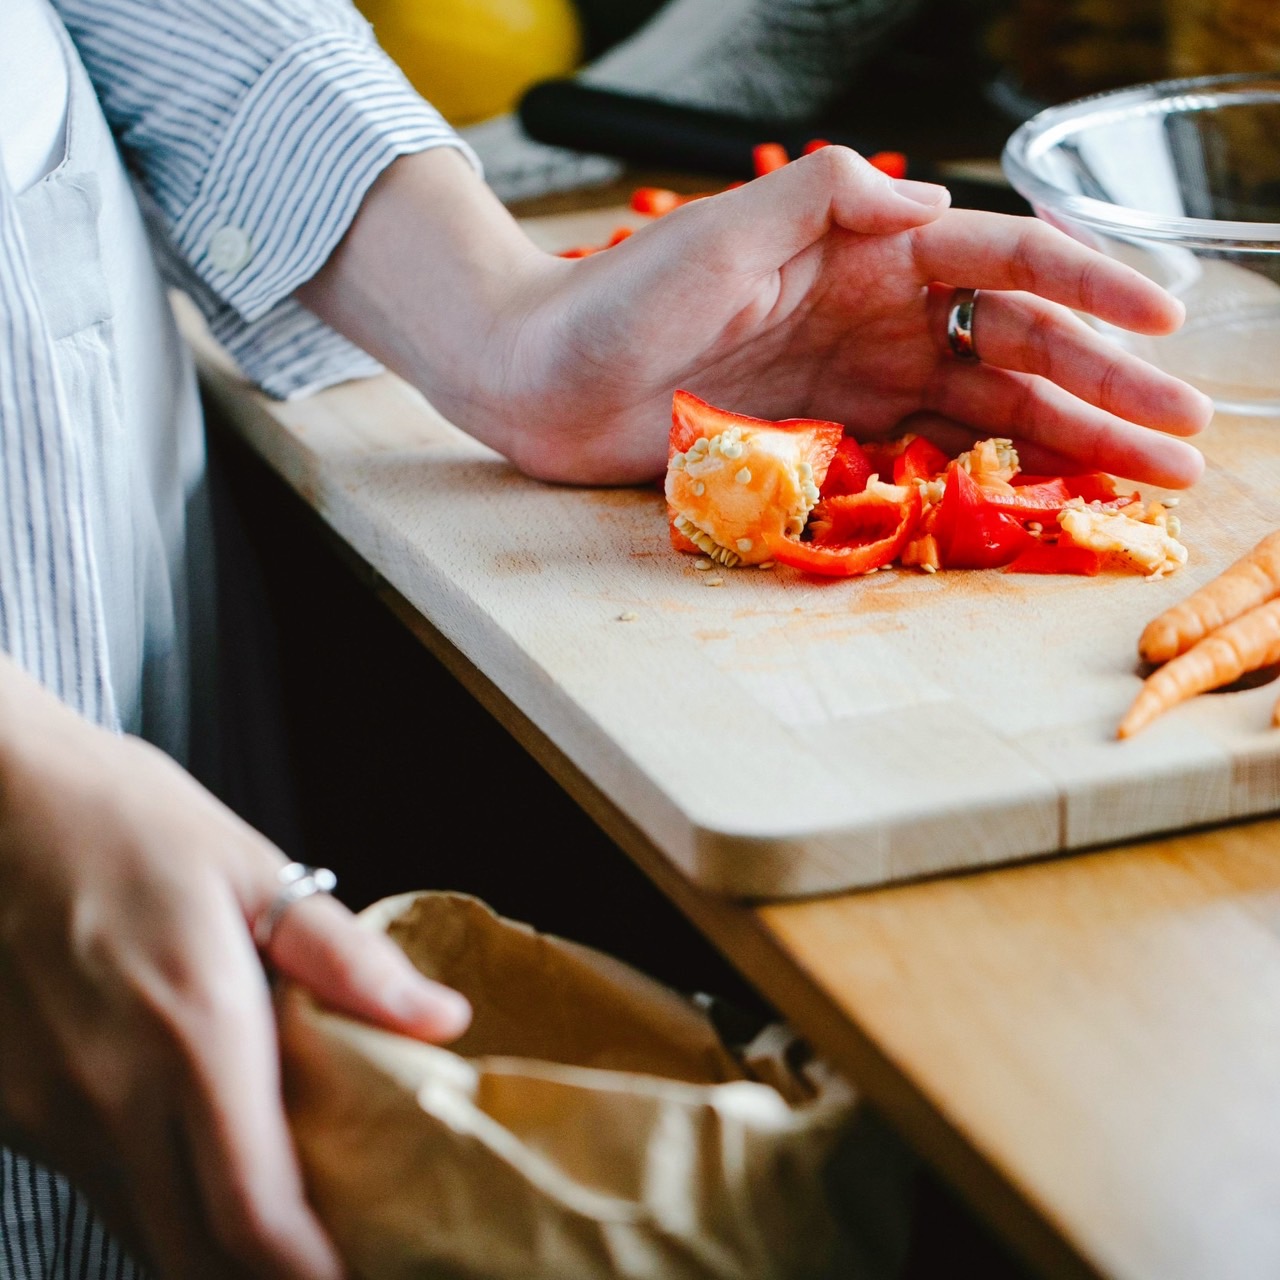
[188,206,1280,899]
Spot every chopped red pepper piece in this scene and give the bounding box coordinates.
[1006,541,1103,576]
[753,142,790,176]
[668,390,840,472]
[979,477,1071,523]
[819,436,875,498]
[666,390,844,559]
[1016,471,1137,507]
[630,187,682,216]
[764,484,923,577]
[893,436,950,485]
[802,138,832,155]
[867,150,908,179]
[934,463,1032,569]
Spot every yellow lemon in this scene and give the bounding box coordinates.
[358,0,584,126]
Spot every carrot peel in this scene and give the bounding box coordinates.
[1138,530,1280,665]
[1119,597,1280,738]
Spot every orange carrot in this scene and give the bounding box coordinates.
[1138,529,1280,665]
[1118,597,1280,737]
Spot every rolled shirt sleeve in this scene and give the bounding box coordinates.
[53,0,479,396]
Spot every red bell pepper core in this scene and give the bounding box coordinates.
[934,463,1032,569]
[764,484,923,577]
[867,150,908,179]
[893,436,950,485]
[667,390,844,557]
[1006,541,1103,576]
[820,436,875,497]
[753,142,790,176]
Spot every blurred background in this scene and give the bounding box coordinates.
[349,0,1280,205]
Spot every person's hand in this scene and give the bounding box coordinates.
[493,149,1213,487]
[301,146,1211,489]
[0,657,470,1280]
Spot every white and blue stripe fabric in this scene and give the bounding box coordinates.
[0,2,473,1274]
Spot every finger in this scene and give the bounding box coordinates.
[911,209,1187,335]
[122,1111,243,1280]
[888,411,1121,479]
[929,364,1206,487]
[679,146,951,273]
[264,891,471,1043]
[928,286,1214,435]
[165,903,347,1280]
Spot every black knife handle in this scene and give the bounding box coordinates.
[517,80,941,183]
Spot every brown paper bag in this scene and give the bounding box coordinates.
[279,891,889,1280]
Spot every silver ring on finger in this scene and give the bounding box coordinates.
[946,288,981,362]
[253,861,338,950]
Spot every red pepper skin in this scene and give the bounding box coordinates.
[631,187,683,215]
[1006,542,1103,576]
[893,436,950,485]
[820,436,875,497]
[753,142,790,176]
[935,463,1032,569]
[669,390,842,474]
[980,477,1071,523]
[764,484,923,577]
[1015,471,1138,507]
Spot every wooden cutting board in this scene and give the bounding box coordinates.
[191,206,1280,900]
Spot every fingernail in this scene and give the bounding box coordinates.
[395,977,472,1036]
[893,178,951,207]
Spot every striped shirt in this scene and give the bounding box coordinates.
[0,2,473,1274]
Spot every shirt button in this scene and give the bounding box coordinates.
[208,224,253,274]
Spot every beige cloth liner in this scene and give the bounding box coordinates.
[279,891,871,1280]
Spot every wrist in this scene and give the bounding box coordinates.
[296,147,565,456]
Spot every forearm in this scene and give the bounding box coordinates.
[0,653,92,821]
[296,147,563,465]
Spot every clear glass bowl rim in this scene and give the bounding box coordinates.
[1001,72,1280,250]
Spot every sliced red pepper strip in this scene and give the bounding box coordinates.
[820,436,875,498]
[1016,471,1136,506]
[893,435,950,485]
[979,476,1071,522]
[935,463,1032,569]
[802,138,832,155]
[763,485,922,578]
[753,142,790,176]
[867,150,908,179]
[1006,541,1102,576]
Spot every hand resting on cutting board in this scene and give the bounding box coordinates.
[299,144,1213,490]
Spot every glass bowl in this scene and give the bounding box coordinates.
[1002,73,1280,416]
